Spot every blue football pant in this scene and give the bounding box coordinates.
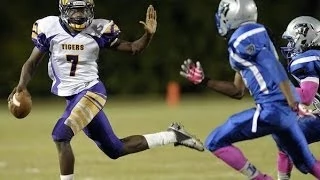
[205,102,316,174]
[297,115,320,144]
[273,115,320,169]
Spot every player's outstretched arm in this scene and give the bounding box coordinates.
[180,59,245,99]
[8,47,46,100]
[114,5,157,54]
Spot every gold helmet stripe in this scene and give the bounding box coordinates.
[60,0,68,5]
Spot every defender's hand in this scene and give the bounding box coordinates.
[180,59,205,85]
[292,103,315,118]
[139,5,157,35]
[8,86,27,102]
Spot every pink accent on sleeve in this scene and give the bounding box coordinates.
[296,81,319,105]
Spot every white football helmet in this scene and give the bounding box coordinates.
[281,16,320,58]
[215,0,258,37]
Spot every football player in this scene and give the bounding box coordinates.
[273,16,320,180]
[180,0,320,179]
[8,1,204,180]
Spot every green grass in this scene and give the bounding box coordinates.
[0,95,319,180]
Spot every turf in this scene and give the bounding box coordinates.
[0,95,318,180]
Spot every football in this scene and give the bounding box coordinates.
[8,90,32,119]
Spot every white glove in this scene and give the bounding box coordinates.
[295,103,316,118]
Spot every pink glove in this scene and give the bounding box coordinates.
[180,59,204,85]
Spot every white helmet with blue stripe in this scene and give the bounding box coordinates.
[215,0,258,37]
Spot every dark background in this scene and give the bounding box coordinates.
[1,0,319,97]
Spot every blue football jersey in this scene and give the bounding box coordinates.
[228,23,300,104]
[289,50,320,101]
[289,50,320,81]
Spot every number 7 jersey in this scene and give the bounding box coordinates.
[31,16,120,96]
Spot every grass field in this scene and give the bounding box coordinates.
[0,95,319,180]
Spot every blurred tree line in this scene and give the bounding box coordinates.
[1,0,319,97]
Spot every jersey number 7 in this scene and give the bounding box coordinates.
[66,55,79,76]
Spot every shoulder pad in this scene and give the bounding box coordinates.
[290,54,320,79]
[299,50,320,58]
[32,16,60,39]
[229,23,268,57]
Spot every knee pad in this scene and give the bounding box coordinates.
[52,119,74,142]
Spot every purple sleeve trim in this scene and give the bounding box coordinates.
[32,33,56,52]
[91,31,120,48]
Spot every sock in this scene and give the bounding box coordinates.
[60,174,74,180]
[277,151,292,180]
[240,161,260,179]
[143,131,176,148]
[213,146,261,179]
[310,161,320,178]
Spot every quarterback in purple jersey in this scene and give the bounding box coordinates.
[273,16,320,180]
[8,1,204,180]
[181,0,320,179]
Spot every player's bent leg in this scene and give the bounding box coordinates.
[119,122,204,155]
[52,85,107,180]
[121,122,204,154]
[84,110,153,158]
[84,111,204,159]
[273,119,320,178]
[83,110,124,159]
[205,108,273,180]
[273,115,320,179]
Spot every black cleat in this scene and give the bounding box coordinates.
[167,122,204,152]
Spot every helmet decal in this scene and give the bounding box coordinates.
[281,16,320,59]
[215,0,258,37]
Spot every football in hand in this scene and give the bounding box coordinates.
[8,90,32,119]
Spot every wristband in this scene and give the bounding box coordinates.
[199,77,210,86]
